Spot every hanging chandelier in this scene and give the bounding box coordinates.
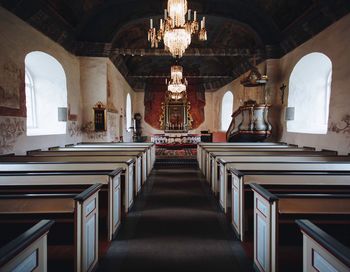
[166,65,188,98]
[148,0,207,58]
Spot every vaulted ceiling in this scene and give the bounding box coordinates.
[1,0,350,91]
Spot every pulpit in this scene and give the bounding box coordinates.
[226,100,272,142]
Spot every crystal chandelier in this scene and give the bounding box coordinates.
[166,65,188,98]
[148,0,207,58]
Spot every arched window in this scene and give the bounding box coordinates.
[221,91,234,131]
[25,70,36,129]
[287,52,332,134]
[25,51,68,136]
[126,93,132,131]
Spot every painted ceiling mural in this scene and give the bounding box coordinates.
[1,0,349,92]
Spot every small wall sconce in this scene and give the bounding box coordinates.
[58,107,68,122]
[285,107,295,121]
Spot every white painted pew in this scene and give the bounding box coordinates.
[250,183,350,272]
[296,220,350,272]
[208,150,341,189]
[74,143,156,170]
[29,150,148,185]
[218,161,350,214]
[1,155,143,197]
[0,220,54,272]
[0,169,122,242]
[197,142,288,167]
[54,146,153,176]
[228,170,350,242]
[0,161,134,214]
[200,146,304,175]
[0,184,102,272]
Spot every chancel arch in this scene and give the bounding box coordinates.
[221,91,234,131]
[287,52,332,134]
[24,51,68,136]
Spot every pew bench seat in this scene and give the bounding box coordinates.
[0,220,54,272]
[250,183,350,272]
[0,184,102,272]
[296,219,350,272]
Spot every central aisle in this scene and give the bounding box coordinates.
[97,163,252,271]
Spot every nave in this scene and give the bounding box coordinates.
[98,162,252,272]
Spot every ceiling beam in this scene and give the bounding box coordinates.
[128,75,234,79]
[112,48,265,57]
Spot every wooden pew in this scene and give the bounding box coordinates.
[250,183,350,272]
[197,142,291,170]
[228,169,350,242]
[50,146,154,176]
[0,169,122,242]
[0,161,134,214]
[0,184,102,272]
[27,150,148,186]
[200,146,304,175]
[296,219,350,272]
[1,155,143,197]
[0,220,54,272]
[208,150,342,188]
[206,149,340,184]
[218,161,350,214]
[73,143,156,170]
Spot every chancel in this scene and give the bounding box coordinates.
[0,0,350,271]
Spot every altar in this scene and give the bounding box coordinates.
[151,133,201,147]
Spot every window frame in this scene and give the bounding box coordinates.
[221,91,234,131]
[287,52,332,135]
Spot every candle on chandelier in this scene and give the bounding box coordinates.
[160,19,163,29]
[194,11,197,21]
[164,9,167,19]
[203,17,206,28]
[150,19,153,29]
[188,9,191,21]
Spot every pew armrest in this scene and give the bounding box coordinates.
[74,183,103,202]
[109,167,124,177]
[249,183,279,203]
[228,167,244,177]
[0,220,54,268]
[296,219,350,269]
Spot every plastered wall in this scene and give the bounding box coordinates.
[0,7,82,154]
[0,7,136,154]
[276,13,350,154]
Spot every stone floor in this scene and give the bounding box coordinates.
[97,162,253,272]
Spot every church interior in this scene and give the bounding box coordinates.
[0,0,350,271]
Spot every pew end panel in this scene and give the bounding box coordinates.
[250,183,278,272]
[0,220,54,272]
[250,183,350,272]
[108,170,122,241]
[296,220,350,272]
[74,183,102,272]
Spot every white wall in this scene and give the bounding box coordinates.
[0,7,82,154]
